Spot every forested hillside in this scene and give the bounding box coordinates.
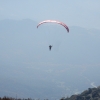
[63,86,100,100]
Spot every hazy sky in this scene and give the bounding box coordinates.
[0,0,100,99]
[0,0,100,29]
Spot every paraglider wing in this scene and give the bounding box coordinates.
[37,20,69,32]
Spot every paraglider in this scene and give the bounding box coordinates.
[37,20,69,32]
[37,20,69,51]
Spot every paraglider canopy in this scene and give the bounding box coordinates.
[37,20,69,32]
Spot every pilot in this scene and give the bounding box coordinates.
[49,45,52,51]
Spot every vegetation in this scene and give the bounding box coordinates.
[62,86,100,100]
[0,97,32,100]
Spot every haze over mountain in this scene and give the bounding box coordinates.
[0,19,100,100]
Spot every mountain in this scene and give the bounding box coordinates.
[63,86,100,100]
[0,19,100,100]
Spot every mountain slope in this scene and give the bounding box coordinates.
[64,86,100,100]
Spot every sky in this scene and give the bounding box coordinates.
[0,0,100,29]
